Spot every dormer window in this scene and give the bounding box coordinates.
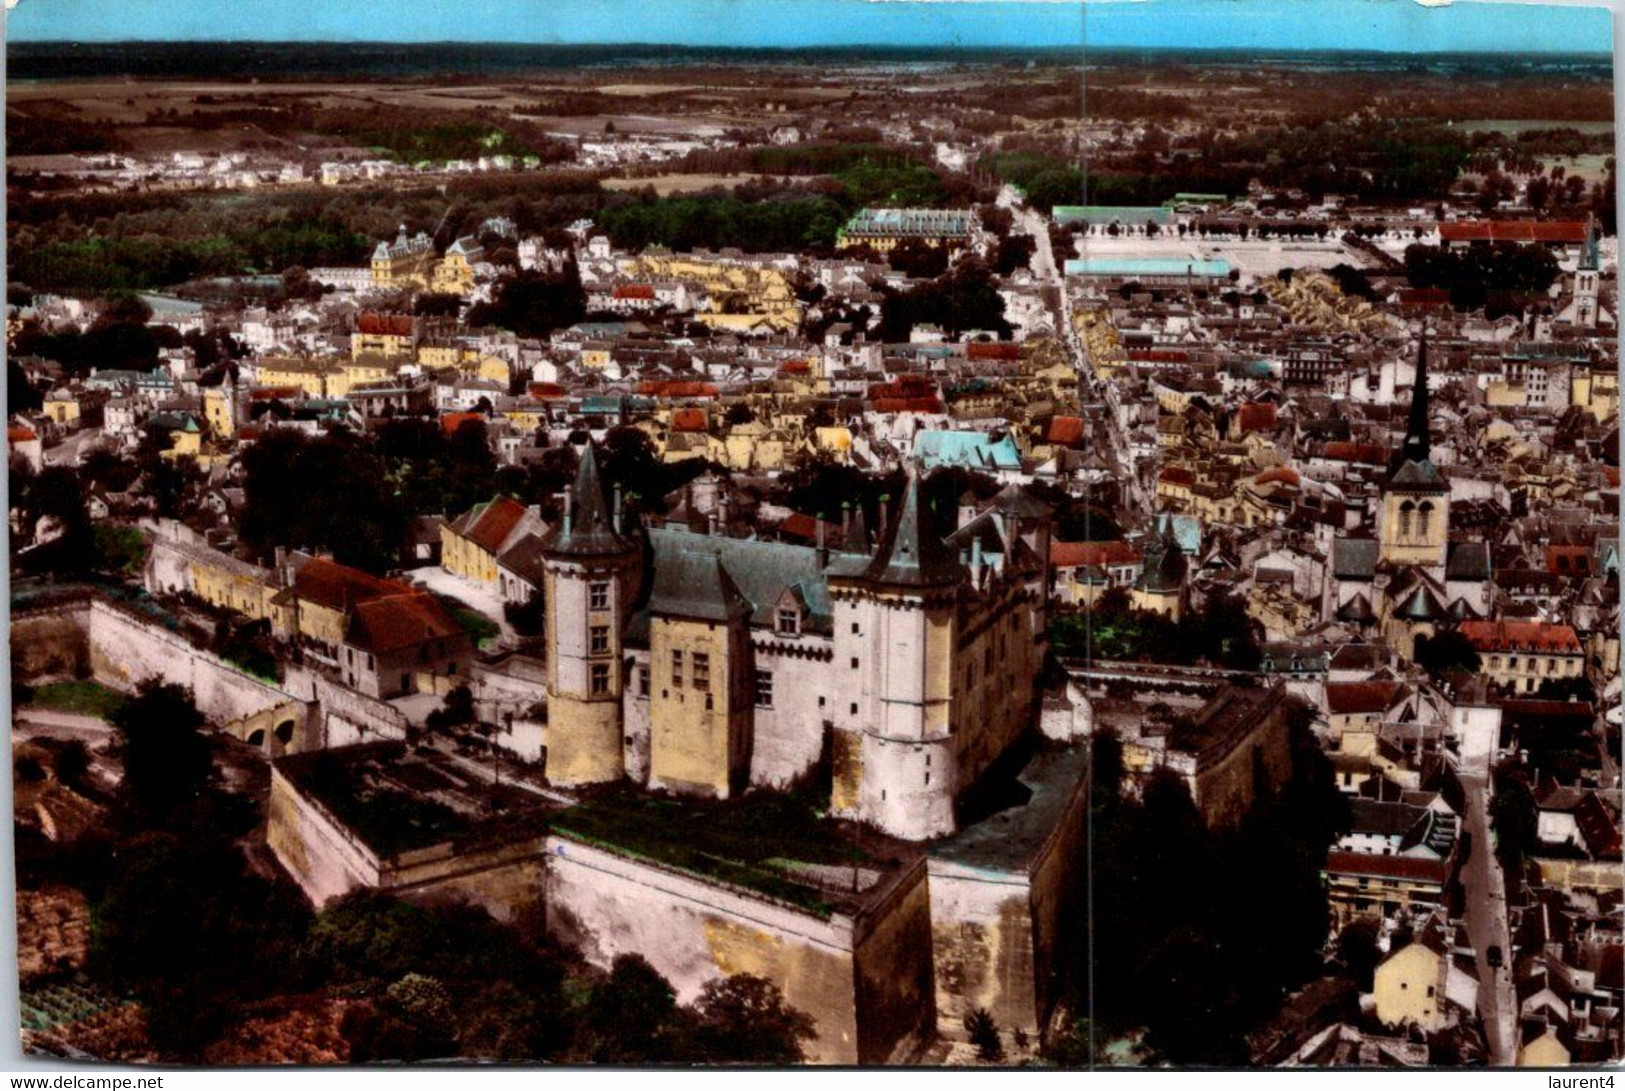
[777,607,800,636]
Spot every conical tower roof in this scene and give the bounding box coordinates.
[545,442,632,558]
[863,471,964,588]
[1387,336,1446,492]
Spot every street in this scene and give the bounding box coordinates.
[1460,772,1517,1066]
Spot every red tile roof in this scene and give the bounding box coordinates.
[1325,851,1449,885]
[1438,221,1588,244]
[1051,540,1141,568]
[867,376,937,400]
[346,592,466,654]
[291,558,407,613]
[639,380,719,398]
[357,313,416,337]
[1398,288,1451,307]
[779,360,812,374]
[871,396,943,414]
[1254,466,1300,487]
[670,407,708,432]
[528,382,568,400]
[1459,619,1582,655]
[967,341,1020,360]
[1047,416,1085,446]
[1327,680,1404,716]
[456,496,532,555]
[1545,545,1592,577]
[1323,441,1388,465]
[251,386,302,401]
[1128,348,1190,364]
[440,412,486,437]
[7,426,37,443]
[778,511,838,543]
[1158,466,1196,487]
[613,284,656,300]
[1237,402,1278,433]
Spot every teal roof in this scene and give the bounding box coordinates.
[1154,513,1202,555]
[1053,205,1172,226]
[1064,257,1231,279]
[914,430,1022,473]
[138,293,205,316]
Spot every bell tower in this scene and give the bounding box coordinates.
[1380,338,1450,570]
[1575,218,1601,330]
[542,443,641,786]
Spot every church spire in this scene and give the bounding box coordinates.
[1400,335,1431,466]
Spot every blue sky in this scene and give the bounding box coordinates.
[5,0,1613,54]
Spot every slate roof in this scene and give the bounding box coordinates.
[648,549,752,623]
[646,527,834,633]
[544,443,631,558]
[1332,538,1380,580]
[1446,541,1493,581]
[860,472,967,588]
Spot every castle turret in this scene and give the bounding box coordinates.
[542,443,641,786]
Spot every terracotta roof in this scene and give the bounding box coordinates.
[454,496,533,555]
[1459,619,1582,655]
[346,592,465,654]
[1128,348,1190,364]
[440,412,486,437]
[1324,851,1449,884]
[872,396,944,414]
[528,382,568,400]
[1323,441,1388,465]
[290,557,406,613]
[966,341,1020,360]
[1237,402,1278,433]
[356,312,416,337]
[779,360,812,374]
[1051,539,1141,568]
[1545,545,1591,577]
[1438,221,1588,244]
[1327,680,1404,716]
[639,380,719,398]
[1254,466,1300,487]
[7,426,37,443]
[1398,288,1450,307]
[1158,466,1196,487]
[1047,416,1085,446]
[613,283,656,300]
[251,386,302,401]
[867,376,937,400]
[670,407,708,432]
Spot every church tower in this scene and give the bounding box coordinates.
[542,444,641,786]
[828,471,966,841]
[1379,338,1450,570]
[1575,218,1601,330]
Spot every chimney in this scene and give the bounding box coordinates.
[613,484,624,533]
[708,512,719,536]
[562,486,574,536]
[879,495,891,535]
[971,537,984,587]
[841,502,851,540]
[816,517,829,566]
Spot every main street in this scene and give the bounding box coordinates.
[1460,771,1517,1065]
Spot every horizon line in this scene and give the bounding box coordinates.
[8,38,1614,57]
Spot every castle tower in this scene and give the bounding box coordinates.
[1133,526,1188,620]
[828,471,966,841]
[542,443,641,786]
[1380,338,1450,570]
[646,552,753,799]
[1575,218,1601,330]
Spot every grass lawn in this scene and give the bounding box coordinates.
[552,788,868,918]
[27,681,128,720]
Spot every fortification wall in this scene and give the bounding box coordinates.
[11,603,92,681]
[86,601,292,731]
[544,834,868,1064]
[285,667,409,747]
[385,838,549,925]
[267,765,381,908]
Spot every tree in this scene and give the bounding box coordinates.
[1336,918,1382,990]
[687,974,816,1064]
[723,402,757,427]
[465,263,586,340]
[1491,760,1539,864]
[993,234,1036,276]
[1414,630,1482,676]
[964,1008,1005,1062]
[574,954,681,1064]
[109,682,212,831]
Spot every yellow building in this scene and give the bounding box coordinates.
[370,225,435,289]
[202,385,236,438]
[330,354,398,400]
[1373,939,1447,1032]
[191,555,274,620]
[430,237,484,296]
[443,496,548,586]
[1459,620,1585,694]
[627,254,801,332]
[42,390,80,426]
[256,357,339,398]
[1572,364,1619,420]
[1517,1027,1570,1067]
[836,208,974,253]
[351,313,418,359]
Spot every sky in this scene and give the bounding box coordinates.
[3,0,1614,54]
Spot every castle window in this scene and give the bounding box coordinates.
[638,665,651,694]
[671,649,684,686]
[851,657,860,670]
[692,652,710,690]
[755,670,774,708]
[1418,501,1434,537]
[589,581,610,610]
[590,625,610,656]
[777,608,800,636]
[590,663,610,695]
[1398,500,1415,538]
